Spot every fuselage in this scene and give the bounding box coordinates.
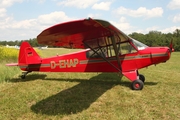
[19,46,171,73]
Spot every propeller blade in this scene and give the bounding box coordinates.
[169,39,174,52]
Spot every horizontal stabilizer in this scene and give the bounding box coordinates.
[6,63,19,66]
[6,42,42,69]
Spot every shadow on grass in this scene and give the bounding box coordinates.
[30,73,157,115]
[9,73,47,82]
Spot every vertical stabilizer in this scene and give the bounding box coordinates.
[19,42,41,65]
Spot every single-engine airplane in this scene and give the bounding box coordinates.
[6,18,174,90]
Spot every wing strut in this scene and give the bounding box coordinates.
[111,35,122,71]
[83,41,121,72]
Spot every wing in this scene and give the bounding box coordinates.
[37,18,130,49]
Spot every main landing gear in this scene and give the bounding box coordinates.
[139,74,145,82]
[21,71,31,79]
[131,74,145,90]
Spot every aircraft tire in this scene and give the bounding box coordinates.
[21,75,26,79]
[139,74,145,82]
[131,79,144,90]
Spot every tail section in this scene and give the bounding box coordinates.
[6,42,42,77]
[18,42,41,65]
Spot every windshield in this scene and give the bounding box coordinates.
[132,39,148,50]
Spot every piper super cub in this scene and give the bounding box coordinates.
[7,18,174,90]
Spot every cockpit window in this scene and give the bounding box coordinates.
[86,36,148,58]
[132,39,148,50]
[120,42,137,55]
[86,41,138,58]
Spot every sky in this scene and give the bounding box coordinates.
[0,0,180,41]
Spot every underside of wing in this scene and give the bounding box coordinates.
[37,18,130,49]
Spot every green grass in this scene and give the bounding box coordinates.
[0,61,20,83]
[0,49,180,120]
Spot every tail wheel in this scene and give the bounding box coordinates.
[20,71,31,79]
[139,74,145,82]
[131,80,144,90]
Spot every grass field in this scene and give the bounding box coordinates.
[0,48,180,120]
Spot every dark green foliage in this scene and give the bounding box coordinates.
[0,38,43,47]
[129,29,180,51]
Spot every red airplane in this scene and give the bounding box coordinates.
[7,18,174,90]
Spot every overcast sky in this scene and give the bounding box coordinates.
[0,0,180,41]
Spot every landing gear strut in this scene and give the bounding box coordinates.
[21,71,31,79]
[123,71,146,90]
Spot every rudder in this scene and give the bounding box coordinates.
[19,42,41,65]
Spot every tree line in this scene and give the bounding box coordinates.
[129,29,180,51]
[0,29,180,51]
[0,38,42,47]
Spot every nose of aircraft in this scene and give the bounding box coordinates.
[150,47,172,64]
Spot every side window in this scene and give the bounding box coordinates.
[86,47,107,58]
[107,45,116,57]
[86,45,118,59]
[120,42,137,55]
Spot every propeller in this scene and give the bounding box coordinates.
[169,39,174,52]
